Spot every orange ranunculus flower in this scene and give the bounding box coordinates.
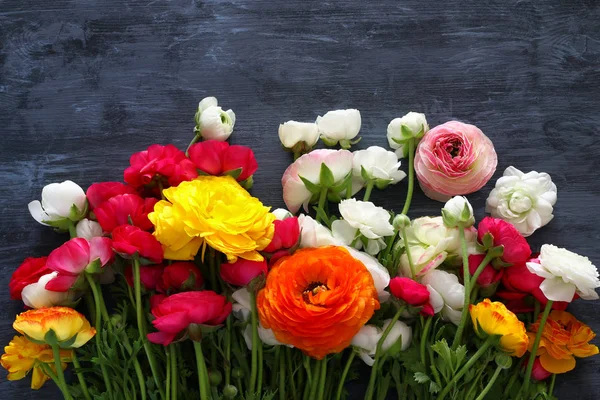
[1,335,72,389]
[13,307,96,348]
[469,299,529,357]
[257,246,380,360]
[527,310,599,374]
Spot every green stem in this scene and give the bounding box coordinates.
[278,347,286,400]
[469,252,496,296]
[85,274,114,400]
[249,291,259,394]
[365,306,406,400]
[475,365,503,400]
[72,352,92,400]
[133,258,165,400]
[185,134,201,157]
[549,374,556,396]
[533,299,541,322]
[503,362,521,396]
[67,220,77,239]
[363,180,375,202]
[452,225,471,350]
[420,317,433,367]
[316,188,328,223]
[257,333,264,394]
[308,359,322,399]
[401,225,416,279]
[438,337,494,400]
[401,138,415,215]
[51,344,73,400]
[166,347,171,400]
[287,348,298,400]
[88,277,113,335]
[335,351,355,400]
[522,300,554,394]
[225,316,232,386]
[171,344,178,400]
[193,341,210,400]
[316,357,327,400]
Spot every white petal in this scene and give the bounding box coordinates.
[540,278,577,302]
[331,220,357,245]
[28,200,51,225]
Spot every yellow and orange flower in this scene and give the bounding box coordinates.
[13,307,96,348]
[1,335,72,389]
[149,176,275,262]
[469,299,529,357]
[257,246,380,359]
[527,310,599,374]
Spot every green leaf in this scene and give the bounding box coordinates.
[414,372,431,384]
[299,175,321,194]
[223,167,243,180]
[319,162,335,188]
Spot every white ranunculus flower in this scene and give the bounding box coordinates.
[351,320,412,366]
[485,166,557,237]
[352,146,406,189]
[526,244,600,302]
[387,112,429,158]
[316,109,361,148]
[21,272,76,309]
[399,216,477,277]
[75,218,103,240]
[278,121,319,150]
[442,196,475,228]
[297,215,340,248]
[272,208,293,221]
[194,96,236,141]
[339,199,394,239]
[422,269,465,325]
[28,180,87,227]
[345,247,390,302]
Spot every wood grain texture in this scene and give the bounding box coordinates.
[1,0,599,398]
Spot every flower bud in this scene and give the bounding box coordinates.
[76,218,103,240]
[194,96,236,141]
[386,112,429,158]
[442,196,475,228]
[316,109,361,149]
[279,121,319,156]
[223,385,238,399]
[28,180,88,229]
[392,214,411,230]
[272,208,292,221]
[208,370,222,386]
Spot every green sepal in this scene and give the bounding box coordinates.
[197,169,212,176]
[69,200,88,221]
[350,136,362,145]
[239,175,254,190]
[441,208,458,228]
[401,124,414,139]
[330,171,353,193]
[188,323,223,342]
[299,175,321,194]
[22,333,47,346]
[43,217,73,231]
[327,191,341,203]
[57,333,79,349]
[319,162,335,188]
[43,329,59,347]
[375,178,392,190]
[360,165,371,182]
[223,168,243,180]
[481,232,494,251]
[391,136,407,145]
[320,135,338,147]
[85,258,103,274]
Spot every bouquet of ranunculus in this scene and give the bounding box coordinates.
[3,96,598,400]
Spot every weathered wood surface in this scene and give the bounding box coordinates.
[1,0,599,398]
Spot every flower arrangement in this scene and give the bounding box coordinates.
[3,96,599,400]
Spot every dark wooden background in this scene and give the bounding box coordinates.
[1,0,599,398]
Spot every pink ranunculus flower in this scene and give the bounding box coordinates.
[414,121,497,201]
[45,237,114,291]
[281,149,357,214]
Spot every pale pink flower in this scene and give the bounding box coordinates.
[281,149,355,213]
[414,121,497,201]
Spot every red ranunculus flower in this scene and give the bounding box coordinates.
[468,254,503,288]
[124,264,164,291]
[124,144,198,190]
[389,277,430,307]
[9,257,51,300]
[94,194,158,233]
[45,237,114,292]
[530,357,551,381]
[263,217,300,253]
[158,262,204,293]
[147,291,231,346]
[112,225,163,264]
[220,259,268,287]
[86,182,136,210]
[150,293,167,310]
[477,217,531,265]
[188,140,258,182]
[497,259,570,312]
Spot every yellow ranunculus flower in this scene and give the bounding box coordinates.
[1,335,72,389]
[13,307,96,349]
[149,175,275,262]
[469,299,529,357]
